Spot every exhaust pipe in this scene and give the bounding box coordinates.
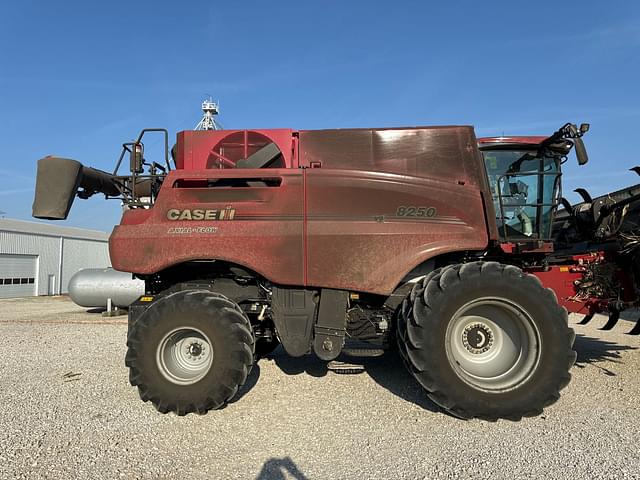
[32,156,121,220]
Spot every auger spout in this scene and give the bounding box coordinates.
[32,156,121,220]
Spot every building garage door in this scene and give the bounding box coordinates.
[0,254,37,298]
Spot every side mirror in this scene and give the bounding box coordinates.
[574,137,589,165]
[130,143,144,174]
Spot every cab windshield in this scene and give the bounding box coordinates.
[482,149,561,240]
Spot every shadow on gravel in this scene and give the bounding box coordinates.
[270,347,328,378]
[269,347,440,413]
[573,334,637,376]
[86,307,106,314]
[360,351,441,413]
[255,456,308,480]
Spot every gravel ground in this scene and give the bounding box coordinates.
[0,296,638,480]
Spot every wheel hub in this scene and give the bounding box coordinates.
[445,298,541,392]
[462,323,494,354]
[187,342,204,358]
[156,328,214,385]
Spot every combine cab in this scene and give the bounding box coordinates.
[479,129,640,334]
[32,121,639,420]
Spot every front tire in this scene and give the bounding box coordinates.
[397,262,576,421]
[126,290,254,415]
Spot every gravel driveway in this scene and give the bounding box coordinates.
[0,296,638,479]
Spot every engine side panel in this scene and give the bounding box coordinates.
[110,168,305,285]
[305,169,489,294]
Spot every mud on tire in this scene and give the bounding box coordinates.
[397,261,576,421]
[126,290,254,415]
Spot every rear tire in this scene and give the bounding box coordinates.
[397,262,576,421]
[126,290,254,415]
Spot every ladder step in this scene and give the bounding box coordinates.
[342,347,385,358]
[327,360,365,374]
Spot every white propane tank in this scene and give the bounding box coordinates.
[68,268,145,308]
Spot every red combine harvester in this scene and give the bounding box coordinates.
[32,122,640,421]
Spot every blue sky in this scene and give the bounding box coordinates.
[1,0,639,231]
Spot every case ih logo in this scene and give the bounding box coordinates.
[166,207,236,221]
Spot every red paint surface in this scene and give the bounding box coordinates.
[531,266,590,314]
[110,126,493,295]
[111,168,306,286]
[477,136,548,147]
[304,169,488,293]
[528,253,632,315]
[175,129,296,169]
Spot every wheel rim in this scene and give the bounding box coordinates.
[445,297,540,392]
[156,327,213,385]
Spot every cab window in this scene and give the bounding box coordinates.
[483,149,561,240]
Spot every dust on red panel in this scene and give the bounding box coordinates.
[175,129,296,170]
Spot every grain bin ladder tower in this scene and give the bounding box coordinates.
[195,98,223,131]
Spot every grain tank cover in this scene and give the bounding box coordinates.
[298,126,485,187]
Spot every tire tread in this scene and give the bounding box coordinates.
[396,261,576,421]
[126,290,255,416]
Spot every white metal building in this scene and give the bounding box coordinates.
[0,218,110,299]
